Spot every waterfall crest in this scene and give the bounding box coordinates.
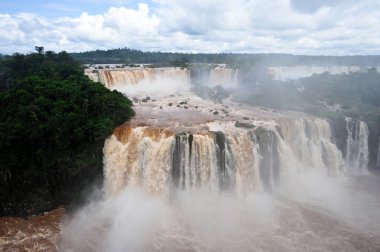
[85,68,190,88]
[85,66,240,89]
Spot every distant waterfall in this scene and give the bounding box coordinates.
[267,65,361,81]
[209,67,238,88]
[85,68,190,88]
[85,66,240,89]
[103,118,344,197]
[345,117,369,174]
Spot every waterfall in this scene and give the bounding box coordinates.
[254,128,280,191]
[267,65,361,81]
[209,67,238,88]
[103,118,345,197]
[85,66,240,90]
[277,118,344,175]
[84,69,100,82]
[345,117,369,174]
[85,68,191,88]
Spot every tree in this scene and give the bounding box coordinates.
[35,46,44,54]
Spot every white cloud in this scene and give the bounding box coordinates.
[0,0,380,55]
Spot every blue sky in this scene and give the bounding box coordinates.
[0,0,156,18]
[0,0,379,55]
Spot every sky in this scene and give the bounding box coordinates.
[0,0,379,55]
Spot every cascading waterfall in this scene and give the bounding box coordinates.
[103,118,345,197]
[345,117,369,174]
[85,66,240,90]
[85,68,191,88]
[267,65,361,81]
[276,118,344,175]
[61,116,380,252]
[254,127,280,191]
[209,67,238,88]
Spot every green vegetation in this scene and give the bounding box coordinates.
[0,49,134,216]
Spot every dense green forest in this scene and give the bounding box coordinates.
[235,69,380,168]
[71,48,380,67]
[0,48,134,216]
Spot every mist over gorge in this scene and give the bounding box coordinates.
[56,59,380,251]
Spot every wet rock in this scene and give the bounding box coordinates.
[235,121,255,128]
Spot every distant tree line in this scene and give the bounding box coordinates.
[70,47,380,67]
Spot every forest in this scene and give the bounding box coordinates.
[0,48,135,216]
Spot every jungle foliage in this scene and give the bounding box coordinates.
[0,49,134,216]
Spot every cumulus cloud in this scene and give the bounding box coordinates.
[0,0,379,55]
